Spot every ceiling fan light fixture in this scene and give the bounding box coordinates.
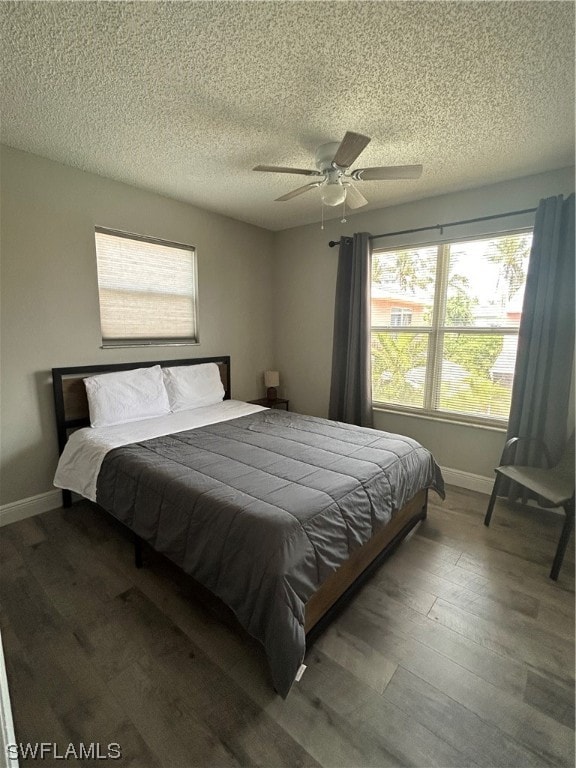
[320,181,347,207]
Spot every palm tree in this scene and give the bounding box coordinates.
[394,250,434,292]
[489,235,530,302]
[372,249,435,293]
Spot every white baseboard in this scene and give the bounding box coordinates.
[439,466,494,495]
[0,489,62,527]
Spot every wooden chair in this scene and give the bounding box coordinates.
[484,433,575,580]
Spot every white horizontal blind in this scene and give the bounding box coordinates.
[371,231,532,425]
[95,228,198,346]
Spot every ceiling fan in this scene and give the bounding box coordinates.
[253,132,422,209]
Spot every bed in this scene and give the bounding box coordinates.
[52,355,444,697]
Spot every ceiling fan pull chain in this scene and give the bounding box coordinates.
[341,198,347,224]
[321,201,325,230]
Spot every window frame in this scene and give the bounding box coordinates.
[94,226,200,349]
[370,227,532,428]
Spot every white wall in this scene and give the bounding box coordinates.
[0,146,275,506]
[272,167,575,483]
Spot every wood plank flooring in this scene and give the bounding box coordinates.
[0,486,573,767]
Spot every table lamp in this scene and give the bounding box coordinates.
[264,370,279,401]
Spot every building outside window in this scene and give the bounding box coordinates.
[94,227,199,347]
[370,230,532,425]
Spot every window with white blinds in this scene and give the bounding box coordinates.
[94,227,199,347]
[371,230,532,425]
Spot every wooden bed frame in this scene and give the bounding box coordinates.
[52,355,427,644]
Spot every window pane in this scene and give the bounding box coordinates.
[371,246,437,328]
[371,331,429,408]
[438,332,517,419]
[446,233,532,328]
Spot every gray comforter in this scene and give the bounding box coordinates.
[96,409,444,696]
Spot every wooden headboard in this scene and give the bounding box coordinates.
[52,356,231,455]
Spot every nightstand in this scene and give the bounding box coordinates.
[248,397,289,411]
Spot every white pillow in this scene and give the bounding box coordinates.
[84,365,171,428]
[163,363,225,412]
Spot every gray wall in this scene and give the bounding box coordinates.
[0,146,274,505]
[272,167,575,481]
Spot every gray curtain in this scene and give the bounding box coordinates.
[329,232,373,427]
[506,192,575,478]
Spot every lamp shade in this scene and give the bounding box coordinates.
[264,370,280,387]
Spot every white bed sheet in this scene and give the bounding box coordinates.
[54,400,267,503]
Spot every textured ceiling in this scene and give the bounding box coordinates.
[1,1,574,231]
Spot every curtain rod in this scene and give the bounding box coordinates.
[327,206,538,248]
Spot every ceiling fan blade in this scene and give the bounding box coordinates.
[253,164,322,176]
[343,183,368,209]
[352,164,423,181]
[332,132,371,168]
[275,182,321,202]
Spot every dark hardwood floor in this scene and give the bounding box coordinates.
[0,486,574,767]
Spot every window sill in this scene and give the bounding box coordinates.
[100,341,200,349]
[372,404,507,432]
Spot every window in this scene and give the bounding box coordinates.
[371,231,532,425]
[390,308,413,327]
[94,227,198,347]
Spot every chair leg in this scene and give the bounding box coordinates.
[550,503,575,581]
[484,473,503,527]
